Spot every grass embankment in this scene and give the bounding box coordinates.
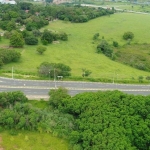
[0,130,69,150]
[1,13,150,82]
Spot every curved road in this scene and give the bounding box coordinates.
[0,77,150,99]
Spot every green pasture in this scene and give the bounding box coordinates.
[0,130,69,150]
[1,13,150,81]
[82,0,150,13]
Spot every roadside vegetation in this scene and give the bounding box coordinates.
[0,89,150,149]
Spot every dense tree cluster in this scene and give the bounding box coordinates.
[0,3,114,32]
[0,48,21,67]
[0,89,150,150]
[38,62,71,78]
[0,91,27,108]
[59,90,150,150]
[0,91,74,137]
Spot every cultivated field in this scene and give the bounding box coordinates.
[1,13,150,81]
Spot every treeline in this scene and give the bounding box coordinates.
[0,3,114,32]
[1,89,149,150]
[55,5,114,23]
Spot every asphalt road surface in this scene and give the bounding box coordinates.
[0,77,150,99]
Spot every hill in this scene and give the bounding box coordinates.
[1,12,150,82]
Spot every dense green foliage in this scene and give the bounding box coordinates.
[0,3,114,33]
[36,46,47,55]
[48,87,71,108]
[10,31,24,47]
[25,36,38,45]
[1,89,150,149]
[0,91,74,138]
[0,91,27,108]
[123,31,134,40]
[0,48,21,67]
[97,40,113,58]
[55,5,114,23]
[60,90,150,150]
[38,62,71,78]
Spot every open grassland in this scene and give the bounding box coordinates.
[1,13,150,81]
[0,130,69,150]
[83,1,150,13]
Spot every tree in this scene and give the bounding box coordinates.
[48,87,70,108]
[0,91,28,108]
[38,62,71,78]
[26,22,37,31]
[0,48,21,64]
[36,46,47,55]
[10,31,24,47]
[123,31,134,40]
[6,21,16,31]
[41,29,53,44]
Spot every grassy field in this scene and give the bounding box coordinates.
[83,0,150,13]
[1,13,150,81]
[0,130,69,150]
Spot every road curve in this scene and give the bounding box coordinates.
[0,77,150,99]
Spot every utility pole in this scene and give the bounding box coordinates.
[54,69,56,89]
[49,71,50,88]
[12,66,14,79]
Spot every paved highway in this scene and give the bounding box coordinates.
[0,77,150,99]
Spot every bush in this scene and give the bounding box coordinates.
[93,33,99,40]
[59,32,68,41]
[97,40,113,57]
[25,36,38,45]
[113,41,118,47]
[0,49,21,64]
[36,46,47,55]
[123,31,134,40]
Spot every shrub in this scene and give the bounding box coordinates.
[25,36,38,45]
[93,33,99,40]
[36,46,47,55]
[123,31,134,40]
[113,41,118,47]
[97,40,113,57]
